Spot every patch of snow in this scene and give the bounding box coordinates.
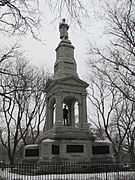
[1,169,135,180]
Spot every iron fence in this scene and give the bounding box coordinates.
[0,162,135,180]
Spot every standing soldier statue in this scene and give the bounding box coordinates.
[59,18,69,40]
[63,105,69,125]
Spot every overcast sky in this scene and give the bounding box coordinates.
[20,1,107,80]
[1,0,106,79]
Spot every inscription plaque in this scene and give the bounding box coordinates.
[67,145,84,153]
[52,145,59,155]
[92,145,109,155]
[25,149,39,157]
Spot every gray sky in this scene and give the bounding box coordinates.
[20,2,106,79]
[0,1,106,79]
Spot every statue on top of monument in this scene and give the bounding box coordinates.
[59,18,69,40]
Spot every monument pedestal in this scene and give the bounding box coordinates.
[40,125,95,141]
[37,125,114,163]
[39,139,93,163]
[39,125,95,162]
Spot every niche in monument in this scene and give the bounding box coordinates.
[66,145,84,153]
[63,103,69,126]
[63,96,79,127]
[92,145,110,155]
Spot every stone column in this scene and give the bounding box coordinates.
[67,104,71,126]
[46,97,55,130]
[82,93,87,123]
[68,102,75,126]
[44,97,50,131]
[82,92,89,129]
[79,102,83,127]
[71,103,75,126]
[54,92,63,127]
[49,105,54,129]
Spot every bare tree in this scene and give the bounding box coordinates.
[45,0,89,26]
[87,0,135,162]
[88,71,124,162]
[0,0,88,79]
[0,0,40,37]
[89,0,135,102]
[122,100,135,163]
[0,0,89,36]
[0,58,48,164]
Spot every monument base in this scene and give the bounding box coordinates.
[39,125,96,142]
[23,137,115,163]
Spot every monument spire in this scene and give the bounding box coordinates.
[54,19,78,79]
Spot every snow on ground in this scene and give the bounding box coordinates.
[0,169,135,180]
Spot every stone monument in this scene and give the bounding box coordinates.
[24,19,114,163]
